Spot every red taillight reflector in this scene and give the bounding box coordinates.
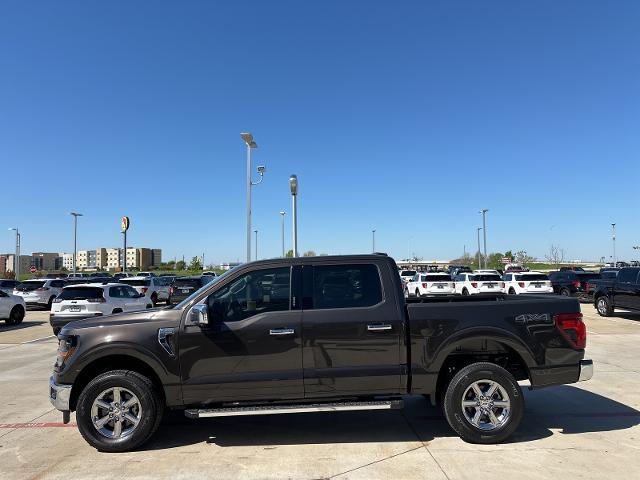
[554,312,586,349]
[142,287,148,294]
[471,282,478,288]
[518,282,525,288]
[572,280,581,288]
[422,283,428,288]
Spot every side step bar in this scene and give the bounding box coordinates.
[185,399,404,419]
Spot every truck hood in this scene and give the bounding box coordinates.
[61,308,180,334]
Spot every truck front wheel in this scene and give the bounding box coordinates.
[76,370,163,452]
[596,296,613,317]
[443,362,523,444]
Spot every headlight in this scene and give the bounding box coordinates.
[54,336,77,371]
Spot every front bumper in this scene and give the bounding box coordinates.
[49,376,72,411]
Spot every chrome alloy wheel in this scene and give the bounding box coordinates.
[597,298,608,316]
[461,379,511,431]
[91,387,142,439]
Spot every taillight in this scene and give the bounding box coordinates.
[53,297,63,303]
[36,287,50,292]
[142,287,148,294]
[87,297,106,303]
[471,282,478,288]
[572,280,581,289]
[518,282,525,288]
[170,287,174,295]
[422,283,428,289]
[554,312,586,349]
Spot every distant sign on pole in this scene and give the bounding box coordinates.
[30,265,37,273]
[501,257,511,264]
[121,216,130,233]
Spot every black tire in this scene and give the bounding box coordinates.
[462,288,469,296]
[6,305,25,325]
[52,327,61,336]
[595,295,613,317]
[415,288,421,298]
[508,288,516,295]
[151,293,158,307]
[443,362,524,444]
[76,370,163,453]
[47,296,55,310]
[560,288,571,297]
[112,309,123,315]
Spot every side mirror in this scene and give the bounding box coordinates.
[191,304,209,328]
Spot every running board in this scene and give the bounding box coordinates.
[184,399,404,419]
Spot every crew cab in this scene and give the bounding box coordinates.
[405,273,455,297]
[592,267,640,317]
[454,272,505,295]
[503,272,553,295]
[49,254,592,452]
[548,270,600,301]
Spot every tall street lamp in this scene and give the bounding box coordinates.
[8,227,20,279]
[479,209,488,269]
[241,132,265,263]
[254,229,258,261]
[611,223,616,266]
[289,175,298,257]
[372,229,376,253]
[70,212,83,276]
[476,227,482,270]
[279,211,286,257]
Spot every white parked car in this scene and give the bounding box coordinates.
[503,272,553,295]
[49,283,152,335]
[473,269,502,275]
[454,273,505,295]
[136,272,156,277]
[13,279,66,309]
[0,290,26,325]
[406,273,455,297]
[120,276,170,306]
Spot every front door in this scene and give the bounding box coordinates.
[301,262,403,398]
[179,266,303,405]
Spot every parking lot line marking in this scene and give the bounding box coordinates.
[0,422,76,429]
[22,335,56,344]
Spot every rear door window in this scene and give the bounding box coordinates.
[311,264,382,309]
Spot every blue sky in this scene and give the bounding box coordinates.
[1,1,638,265]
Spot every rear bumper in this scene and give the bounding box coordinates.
[530,359,593,388]
[50,313,103,328]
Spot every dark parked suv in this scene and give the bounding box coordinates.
[548,270,600,301]
[169,275,215,304]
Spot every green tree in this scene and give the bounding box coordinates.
[303,250,316,257]
[189,256,203,271]
[285,250,294,258]
[176,260,186,271]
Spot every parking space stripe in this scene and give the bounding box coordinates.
[0,422,76,429]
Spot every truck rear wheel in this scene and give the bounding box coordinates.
[443,362,523,444]
[76,369,163,452]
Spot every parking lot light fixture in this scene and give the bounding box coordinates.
[290,175,298,257]
[280,211,286,257]
[479,209,489,269]
[611,223,616,267]
[70,212,83,276]
[241,132,263,263]
[8,227,20,279]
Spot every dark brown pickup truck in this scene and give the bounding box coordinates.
[50,254,592,452]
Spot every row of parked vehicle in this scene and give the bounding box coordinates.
[0,273,217,333]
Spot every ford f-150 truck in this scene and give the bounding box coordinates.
[49,254,593,452]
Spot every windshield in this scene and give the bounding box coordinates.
[174,278,201,288]
[174,271,230,309]
[400,271,416,277]
[58,287,104,300]
[470,275,502,281]
[17,281,46,291]
[120,279,150,287]
[516,274,549,281]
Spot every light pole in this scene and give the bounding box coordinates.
[611,223,616,266]
[289,175,298,257]
[372,229,376,253]
[279,211,286,257]
[479,209,488,269]
[8,228,19,279]
[254,230,258,261]
[241,132,265,263]
[70,212,82,276]
[476,227,482,270]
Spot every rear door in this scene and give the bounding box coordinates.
[301,261,403,397]
[613,269,640,309]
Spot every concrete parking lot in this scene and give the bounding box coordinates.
[0,306,638,480]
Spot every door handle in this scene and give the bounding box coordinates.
[269,328,295,336]
[367,324,393,332]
